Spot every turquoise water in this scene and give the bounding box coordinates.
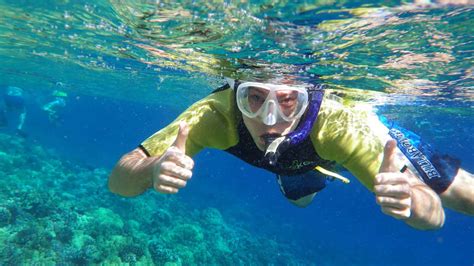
[0,0,473,265]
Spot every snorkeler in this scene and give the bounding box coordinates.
[109,77,473,230]
[42,90,68,123]
[0,86,27,136]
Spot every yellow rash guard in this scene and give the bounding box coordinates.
[141,88,387,191]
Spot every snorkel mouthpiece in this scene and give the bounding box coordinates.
[262,133,281,147]
[263,136,290,166]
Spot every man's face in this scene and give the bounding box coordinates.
[234,80,309,150]
[242,115,299,151]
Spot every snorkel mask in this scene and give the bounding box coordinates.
[235,82,309,126]
[227,78,325,165]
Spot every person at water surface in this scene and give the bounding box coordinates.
[109,78,473,230]
[0,86,27,137]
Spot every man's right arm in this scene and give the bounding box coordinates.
[108,88,239,197]
[108,148,157,197]
[108,122,194,197]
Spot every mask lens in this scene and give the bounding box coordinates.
[247,86,270,113]
[236,85,270,118]
[276,90,299,117]
[276,89,308,120]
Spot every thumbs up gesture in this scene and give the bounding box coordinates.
[152,121,194,194]
[374,140,412,220]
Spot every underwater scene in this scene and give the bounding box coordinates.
[0,0,473,265]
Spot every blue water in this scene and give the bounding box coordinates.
[0,1,473,265]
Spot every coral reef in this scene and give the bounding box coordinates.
[0,132,312,264]
[0,207,12,227]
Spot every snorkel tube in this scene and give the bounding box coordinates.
[263,84,325,166]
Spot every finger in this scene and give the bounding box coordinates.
[158,174,187,188]
[374,183,411,198]
[376,196,411,209]
[172,121,189,153]
[163,149,194,170]
[375,173,408,185]
[160,161,193,180]
[164,146,184,157]
[379,139,398,173]
[381,206,411,220]
[180,156,194,170]
[154,184,178,194]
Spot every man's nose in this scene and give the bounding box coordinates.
[262,100,277,126]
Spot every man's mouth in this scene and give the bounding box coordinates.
[260,133,282,146]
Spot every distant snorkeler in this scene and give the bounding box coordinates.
[42,90,68,123]
[109,72,473,231]
[0,86,27,137]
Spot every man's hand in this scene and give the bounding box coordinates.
[374,139,412,220]
[153,122,194,194]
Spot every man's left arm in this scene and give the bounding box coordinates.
[438,169,474,216]
[375,140,445,230]
[312,104,444,230]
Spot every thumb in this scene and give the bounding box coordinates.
[379,139,398,173]
[172,121,189,152]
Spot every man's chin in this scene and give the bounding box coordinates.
[254,138,266,151]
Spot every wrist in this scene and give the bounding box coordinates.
[405,184,445,230]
